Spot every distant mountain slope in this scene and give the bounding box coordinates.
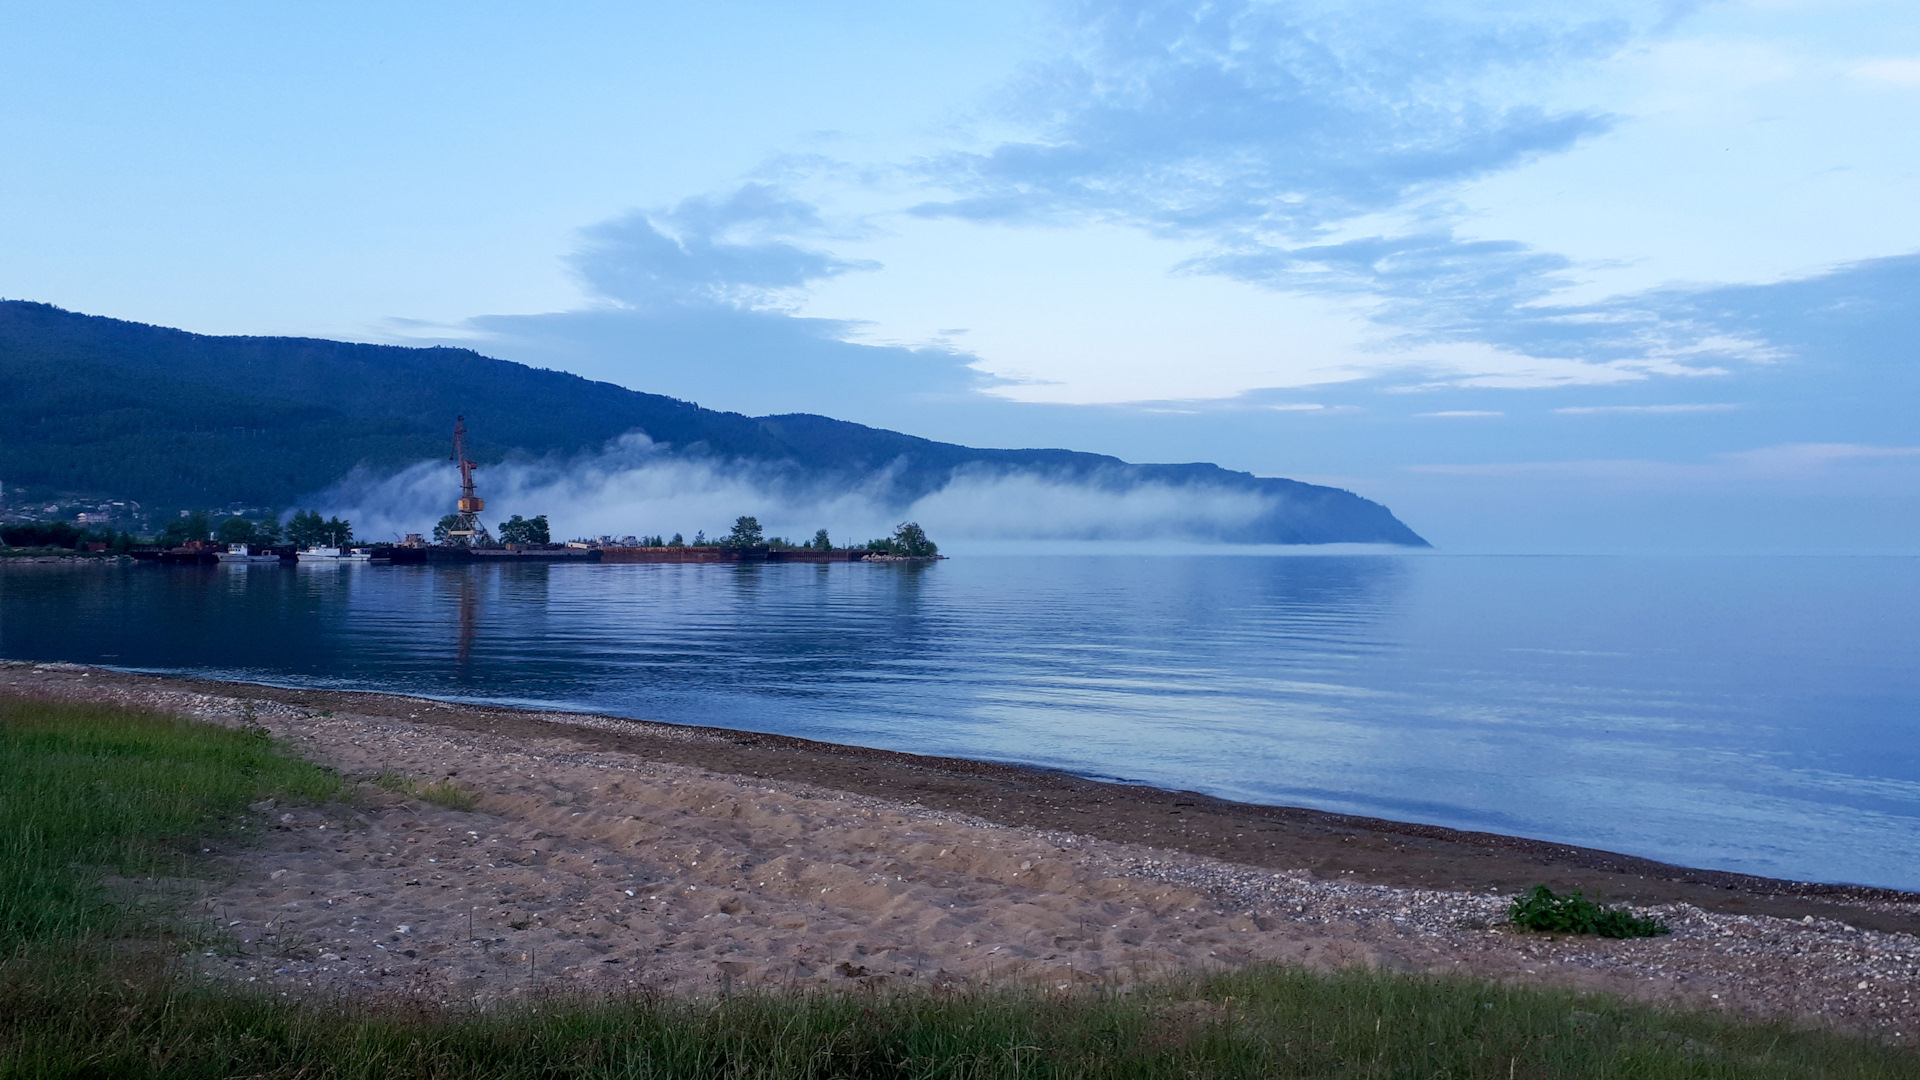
[0,301,1428,545]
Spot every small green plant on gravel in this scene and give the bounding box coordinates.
[375,772,479,812]
[1510,884,1671,938]
[239,699,273,742]
[417,780,479,811]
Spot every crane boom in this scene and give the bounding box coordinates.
[452,415,483,514]
[443,415,491,545]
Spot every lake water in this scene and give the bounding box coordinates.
[3,554,1917,890]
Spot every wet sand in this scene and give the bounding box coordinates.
[6,661,1919,1042]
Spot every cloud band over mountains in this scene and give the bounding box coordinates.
[317,434,1321,548]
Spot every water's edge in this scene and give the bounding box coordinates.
[7,555,1918,890]
[12,659,1918,917]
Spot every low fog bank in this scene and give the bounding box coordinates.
[308,434,1297,547]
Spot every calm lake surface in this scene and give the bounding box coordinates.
[3,554,1917,890]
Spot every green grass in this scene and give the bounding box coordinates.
[0,694,1911,1078]
[0,696,339,947]
[374,772,481,812]
[2,960,1913,1079]
[1510,885,1671,939]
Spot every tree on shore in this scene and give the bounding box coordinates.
[667,533,684,547]
[498,514,550,546]
[215,515,280,546]
[286,510,351,547]
[867,521,938,557]
[811,528,832,551]
[721,516,764,548]
[287,510,326,547]
[157,510,213,546]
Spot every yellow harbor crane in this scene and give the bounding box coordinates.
[445,415,491,545]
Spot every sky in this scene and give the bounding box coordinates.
[4,0,1918,552]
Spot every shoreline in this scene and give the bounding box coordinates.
[10,660,1918,931]
[5,659,1919,1039]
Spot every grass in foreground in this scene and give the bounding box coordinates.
[0,693,1911,1078]
[0,695,339,946]
[3,960,1913,1079]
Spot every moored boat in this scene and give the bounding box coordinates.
[216,544,281,564]
[295,546,370,563]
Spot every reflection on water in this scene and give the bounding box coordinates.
[3,554,1919,889]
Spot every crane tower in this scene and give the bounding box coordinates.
[445,415,492,546]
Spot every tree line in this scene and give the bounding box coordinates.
[0,509,351,551]
[696,516,937,556]
[0,521,137,552]
[4,508,936,558]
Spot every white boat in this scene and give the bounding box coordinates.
[296,546,371,563]
[217,544,281,564]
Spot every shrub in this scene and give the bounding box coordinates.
[1509,885,1670,938]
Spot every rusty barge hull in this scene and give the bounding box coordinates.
[469,547,600,561]
[598,546,869,564]
[137,546,887,566]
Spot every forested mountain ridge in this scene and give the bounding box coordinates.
[0,301,1428,545]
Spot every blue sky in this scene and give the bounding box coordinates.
[4,0,1918,552]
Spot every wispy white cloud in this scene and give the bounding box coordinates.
[394,182,996,416]
[571,183,878,314]
[1406,442,1920,484]
[396,0,1919,445]
[1554,403,1738,415]
[915,0,1624,236]
[1853,57,1920,85]
[1721,442,1920,471]
[891,1,1868,399]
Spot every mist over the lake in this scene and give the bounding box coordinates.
[311,433,1285,546]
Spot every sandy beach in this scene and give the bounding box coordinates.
[5,659,1918,1043]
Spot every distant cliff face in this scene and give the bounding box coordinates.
[0,301,1428,546]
